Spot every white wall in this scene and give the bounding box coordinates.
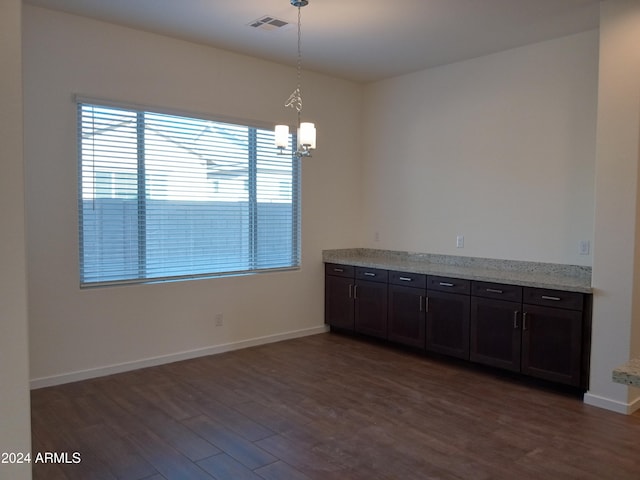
[362,31,598,266]
[0,1,32,479]
[23,6,362,384]
[585,0,640,414]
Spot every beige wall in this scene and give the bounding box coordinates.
[362,30,598,266]
[0,1,32,479]
[585,0,640,413]
[23,6,362,384]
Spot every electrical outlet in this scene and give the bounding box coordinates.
[456,235,464,248]
[214,313,223,327]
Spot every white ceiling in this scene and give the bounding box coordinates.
[24,0,602,83]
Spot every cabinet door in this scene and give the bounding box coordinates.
[521,304,582,387]
[426,291,470,359]
[325,275,354,330]
[354,280,388,339]
[470,297,522,372]
[388,284,426,348]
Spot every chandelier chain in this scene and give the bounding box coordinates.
[277,0,314,158]
[284,4,304,118]
[296,4,302,95]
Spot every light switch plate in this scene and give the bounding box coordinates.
[579,240,590,255]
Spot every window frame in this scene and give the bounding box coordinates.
[76,96,301,288]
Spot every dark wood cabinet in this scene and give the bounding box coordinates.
[387,273,471,356]
[521,288,584,387]
[387,271,427,348]
[353,267,388,338]
[354,279,388,339]
[426,277,470,360]
[470,297,522,371]
[325,274,355,330]
[325,263,355,330]
[470,283,585,387]
[324,264,388,339]
[324,262,590,389]
[426,290,470,359]
[470,282,523,371]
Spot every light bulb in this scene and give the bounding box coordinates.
[299,122,316,149]
[275,124,289,149]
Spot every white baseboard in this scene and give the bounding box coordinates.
[30,325,329,390]
[583,391,640,415]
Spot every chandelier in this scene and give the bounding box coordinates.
[275,0,316,158]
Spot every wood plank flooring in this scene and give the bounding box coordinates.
[31,332,640,480]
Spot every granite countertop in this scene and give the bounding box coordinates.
[322,248,592,293]
[612,358,640,388]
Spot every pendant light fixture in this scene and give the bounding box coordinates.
[275,0,316,158]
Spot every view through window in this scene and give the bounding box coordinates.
[78,101,300,286]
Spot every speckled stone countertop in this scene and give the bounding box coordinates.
[612,358,640,387]
[322,248,592,293]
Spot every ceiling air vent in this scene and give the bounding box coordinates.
[248,16,291,31]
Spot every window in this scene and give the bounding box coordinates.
[77,99,300,286]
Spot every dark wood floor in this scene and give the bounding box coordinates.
[31,332,640,480]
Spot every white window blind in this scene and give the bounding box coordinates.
[77,100,300,286]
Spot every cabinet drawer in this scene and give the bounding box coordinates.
[389,271,426,289]
[325,263,354,278]
[355,266,388,283]
[523,287,583,311]
[472,281,522,302]
[427,276,470,295]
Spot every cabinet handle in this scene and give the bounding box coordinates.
[419,295,424,312]
[523,312,528,331]
[399,276,413,282]
[363,272,376,277]
[353,285,358,299]
[348,284,353,299]
[541,295,561,301]
[439,282,454,287]
[486,288,503,294]
[425,296,429,313]
[513,310,519,329]
[333,267,344,272]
